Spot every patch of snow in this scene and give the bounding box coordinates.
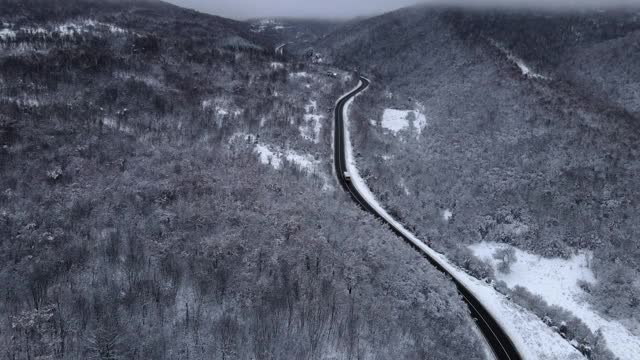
[290,72,311,79]
[305,100,317,113]
[201,99,213,110]
[489,39,550,80]
[299,100,324,143]
[254,144,316,172]
[102,117,133,134]
[270,62,284,70]
[443,209,453,222]
[253,143,332,190]
[381,109,427,135]
[0,29,16,40]
[342,80,584,360]
[399,177,410,195]
[1,96,40,107]
[115,71,163,88]
[470,242,640,360]
[1,20,127,43]
[254,144,281,168]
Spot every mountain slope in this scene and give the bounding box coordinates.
[317,5,640,359]
[0,1,487,359]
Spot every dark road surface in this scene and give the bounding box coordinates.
[334,76,522,360]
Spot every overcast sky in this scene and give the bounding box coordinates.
[165,0,640,20]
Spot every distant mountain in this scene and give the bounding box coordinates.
[0,0,269,49]
[248,17,339,41]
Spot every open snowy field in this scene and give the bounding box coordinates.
[470,242,640,360]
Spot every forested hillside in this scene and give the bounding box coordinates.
[0,1,486,359]
[316,5,640,358]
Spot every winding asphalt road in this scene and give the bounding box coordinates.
[334,76,522,360]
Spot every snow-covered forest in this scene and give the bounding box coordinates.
[0,1,486,359]
[318,6,640,359]
[2,0,640,359]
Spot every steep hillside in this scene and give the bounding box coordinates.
[317,5,640,359]
[0,1,486,359]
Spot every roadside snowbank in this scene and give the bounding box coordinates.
[470,242,640,360]
[342,80,583,360]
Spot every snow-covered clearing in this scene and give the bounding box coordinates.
[470,242,640,360]
[230,133,331,190]
[380,109,427,135]
[442,209,453,222]
[299,100,324,143]
[342,80,583,360]
[254,144,315,172]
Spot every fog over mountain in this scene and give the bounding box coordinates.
[167,0,640,19]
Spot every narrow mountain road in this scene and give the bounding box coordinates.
[334,76,522,360]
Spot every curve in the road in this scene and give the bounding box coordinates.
[334,76,523,360]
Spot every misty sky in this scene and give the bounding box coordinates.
[166,0,640,20]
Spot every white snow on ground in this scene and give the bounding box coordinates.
[299,100,324,143]
[252,142,333,190]
[0,29,16,40]
[201,100,241,118]
[114,71,163,88]
[1,96,41,107]
[489,39,549,80]
[470,242,640,360]
[254,144,314,172]
[381,109,427,135]
[102,117,133,134]
[341,80,584,360]
[0,20,126,44]
[290,72,311,79]
[399,177,410,195]
[56,20,126,35]
[270,62,284,70]
[442,209,453,222]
